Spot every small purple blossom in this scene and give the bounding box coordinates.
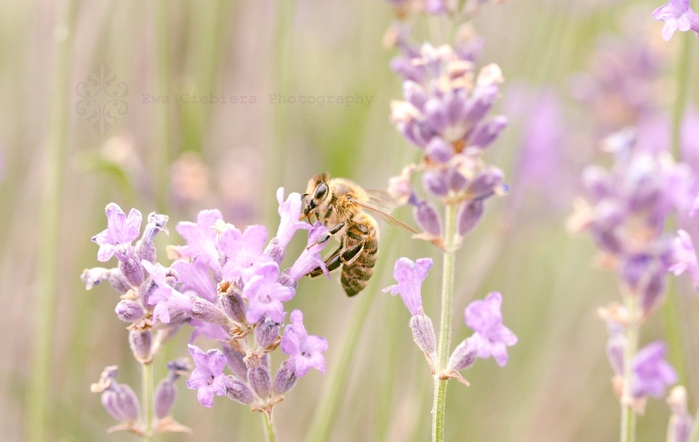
[465,292,517,366]
[382,257,433,316]
[630,341,678,399]
[186,345,233,408]
[142,260,193,324]
[244,264,294,324]
[284,223,330,283]
[219,225,275,284]
[653,0,699,41]
[281,310,328,377]
[174,209,224,267]
[271,188,311,250]
[92,203,142,262]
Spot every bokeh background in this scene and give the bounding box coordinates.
[1,0,698,441]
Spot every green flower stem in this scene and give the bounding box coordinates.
[431,203,458,442]
[620,291,640,442]
[142,361,154,440]
[262,411,277,442]
[671,30,692,156]
[305,289,375,442]
[26,1,75,441]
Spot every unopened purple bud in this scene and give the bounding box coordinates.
[582,166,613,200]
[225,378,254,404]
[446,168,468,193]
[465,167,504,200]
[247,366,271,399]
[218,283,247,324]
[272,359,298,395]
[115,300,144,322]
[465,85,498,123]
[191,298,230,326]
[154,378,177,419]
[403,80,427,109]
[414,200,442,236]
[447,336,478,371]
[142,212,169,243]
[409,314,437,356]
[265,238,285,264]
[108,270,132,294]
[256,316,281,349]
[667,386,693,442]
[277,269,298,289]
[426,138,454,163]
[457,199,484,237]
[422,171,448,197]
[129,329,152,362]
[641,270,665,317]
[118,253,144,287]
[81,267,111,290]
[606,333,626,376]
[140,279,157,310]
[221,345,249,381]
[469,116,508,150]
[102,383,141,422]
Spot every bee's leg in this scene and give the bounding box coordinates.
[340,242,364,266]
[307,243,343,278]
[307,222,345,249]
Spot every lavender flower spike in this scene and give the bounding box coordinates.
[281,310,328,377]
[92,203,142,262]
[382,257,433,316]
[465,292,517,366]
[186,345,233,408]
[652,0,699,41]
[630,341,678,399]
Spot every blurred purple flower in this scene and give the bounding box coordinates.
[186,345,233,408]
[220,224,274,284]
[668,229,699,289]
[465,292,517,366]
[174,209,223,268]
[92,203,142,262]
[630,341,677,398]
[244,263,294,324]
[382,257,433,316]
[281,310,328,377]
[653,0,699,41]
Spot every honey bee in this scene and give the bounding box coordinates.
[302,172,416,297]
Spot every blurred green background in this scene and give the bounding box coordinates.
[1,0,698,441]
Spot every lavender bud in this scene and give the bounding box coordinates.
[118,253,144,287]
[464,84,498,123]
[640,270,665,317]
[446,336,478,371]
[409,314,437,356]
[102,383,141,422]
[218,283,247,324]
[221,345,249,381]
[191,298,230,325]
[667,386,693,442]
[107,270,132,294]
[140,279,157,310]
[225,378,254,404]
[465,167,504,200]
[273,360,298,395]
[414,200,442,236]
[446,168,468,193]
[469,115,508,150]
[115,300,144,322]
[457,199,484,237]
[247,366,271,399]
[606,332,626,376]
[135,212,169,263]
[129,329,152,363]
[81,267,111,290]
[256,316,281,349]
[422,171,448,197]
[426,138,454,163]
[277,269,298,289]
[154,378,177,419]
[265,238,285,264]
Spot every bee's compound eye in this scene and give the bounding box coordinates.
[314,182,328,200]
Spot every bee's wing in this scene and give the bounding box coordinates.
[356,199,419,234]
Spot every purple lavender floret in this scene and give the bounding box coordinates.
[92,203,142,262]
[653,0,699,41]
[629,341,678,399]
[465,292,517,366]
[281,310,328,377]
[382,257,433,316]
[186,345,234,408]
[173,209,224,269]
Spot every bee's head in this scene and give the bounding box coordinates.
[303,173,331,218]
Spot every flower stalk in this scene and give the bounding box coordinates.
[620,289,640,442]
[262,411,277,442]
[432,202,458,442]
[142,361,154,441]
